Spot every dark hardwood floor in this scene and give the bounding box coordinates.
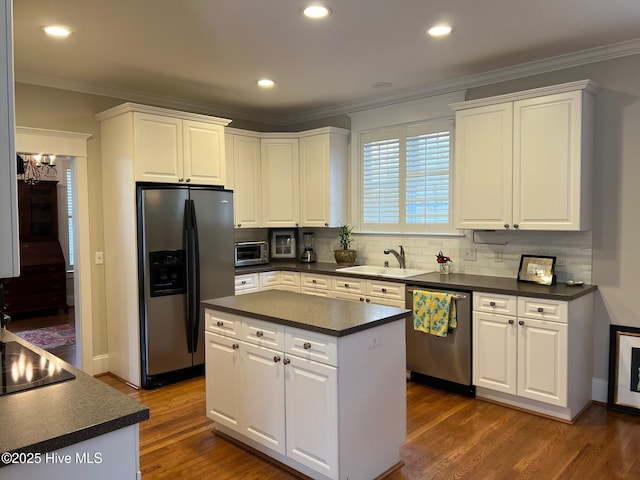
[6,307,76,365]
[100,374,640,480]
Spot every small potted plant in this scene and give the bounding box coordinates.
[435,250,452,274]
[334,224,358,266]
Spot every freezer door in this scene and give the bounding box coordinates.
[190,187,235,365]
[139,186,193,376]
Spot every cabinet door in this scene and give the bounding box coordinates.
[242,342,286,455]
[517,318,568,406]
[472,312,517,394]
[260,138,299,227]
[205,332,243,432]
[232,135,261,228]
[183,120,225,185]
[454,103,513,230]
[285,355,338,479]
[299,134,331,227]
[513,91,585,230]
[134,113,183,183]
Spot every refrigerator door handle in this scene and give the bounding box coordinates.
[190,199,201,353]
[184,199,195,354]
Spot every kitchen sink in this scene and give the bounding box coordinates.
[336,265,432,278]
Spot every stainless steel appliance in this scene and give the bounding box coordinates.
[270,229,296,259]
[299,232,316,263]
[137,183,234,389]
[234,240,269,267]
[405,285,474,397]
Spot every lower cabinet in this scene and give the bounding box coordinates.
[472,292,591,421]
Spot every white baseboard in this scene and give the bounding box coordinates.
[592,377,608,403]
[92,354,109,375]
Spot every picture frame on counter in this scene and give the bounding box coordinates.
[516,255,556,285]
[608,324,640,416]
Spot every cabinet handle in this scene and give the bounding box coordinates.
[232,343,239,350]
[504,224,510,229]
[217,321,224,327]
[312,279,317,284]
[178,178,184,182]
[366,298,371,303]
[381,288,387,293]
[273,355,281,363]
[241,280,247,285]
[283,358,291,365]
[344,283,350,288]
[186,178,191,183]
[489,301,496,307]
[519,320,525,326]
[256,331,264,337]
[537,307,544,313]
[508,319,514,325]
[359,297,365,302]
[303,342,312,350]
[514,224,519,229]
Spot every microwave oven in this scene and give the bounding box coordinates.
[270,230,297,259]
[234,241,269,267]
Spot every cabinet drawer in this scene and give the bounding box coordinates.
[235,273,260,294]
[205,310,242,337]
[518,297,568,323]
[280,271,300,287]
[366,279,404,300]
[331,276,366,295]
[285,326,338,367]
[300,273,331,290]
[241,317,285,350]
[473,292,517,315]
[260,271,281,289]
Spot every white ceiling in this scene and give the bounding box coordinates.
[12,0,640,125]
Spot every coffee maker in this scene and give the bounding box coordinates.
[299,232,317,263]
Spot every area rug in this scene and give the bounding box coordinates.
[15,324,76,350]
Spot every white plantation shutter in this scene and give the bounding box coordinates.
[359,121,453,233]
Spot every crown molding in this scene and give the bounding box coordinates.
[15,37,640,127]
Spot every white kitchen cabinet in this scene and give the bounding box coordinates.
[452,80,597,231]
[235,273,260,295]
[300,272,332,297]
[0,0,19,278]
[259,271,300,293]
[330,276,405,308]
[229,133,261,228]
[299,128,350,227]
[261,138,300,227]
[472,291,592,421]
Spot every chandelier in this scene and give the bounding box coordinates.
[17,153,58,185]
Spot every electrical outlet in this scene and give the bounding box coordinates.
[463,248,477,261]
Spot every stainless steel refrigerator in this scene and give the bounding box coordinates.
[136,183,234,389]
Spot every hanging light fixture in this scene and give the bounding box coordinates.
[17,153,57,185]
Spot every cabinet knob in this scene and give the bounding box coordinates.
[519,320,525,326]
[241,280,247,285]
[381,288,387,293]
[513,224,519,229]
[508,319,514,324]
[216,320,224,327]
[344,283,350,288]
[537,307,544,313]
[273,355,281,363]
[178,178,184,182]
[283,358,291,365]
[295,223,299,227]
[366,298,371,303]
[504,224,510,229]
[237,224,242,228]
[359,297,365,302]
[312,279,317,284]
[256,331,264,337]
[324,223,329,227]
[186,178,191,183]
[489,301,496,307]
[232,343,239,350]
[303,342,312,350]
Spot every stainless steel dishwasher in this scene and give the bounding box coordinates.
[405,285,475,397]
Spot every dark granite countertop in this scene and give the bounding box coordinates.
[202,290,410,337]
[0,329,149,464]
[236,262,597,301]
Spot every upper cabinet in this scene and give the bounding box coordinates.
[96,103,231,186]
[299,129,349,228]
[451,80,598,231]
[226,127,350,229]
[0,0,19,278]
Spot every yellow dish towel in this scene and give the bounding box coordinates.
[413,290,457,337]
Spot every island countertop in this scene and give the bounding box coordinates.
[202,290,410,337]
[0,329,149,462]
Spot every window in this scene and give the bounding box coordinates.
[359,121,453,233]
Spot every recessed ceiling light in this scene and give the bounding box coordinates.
[303,5,330,19]
[427,24,452,37]
[257,79,275,88]
[43,25,72,37]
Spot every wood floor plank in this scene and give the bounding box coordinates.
[98,374,640,479]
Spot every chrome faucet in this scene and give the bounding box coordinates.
[384,246,405,269]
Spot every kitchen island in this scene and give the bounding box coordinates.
[0,329,149,480]
[202,290,410,480]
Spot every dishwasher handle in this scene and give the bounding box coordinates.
[406,289,467,301]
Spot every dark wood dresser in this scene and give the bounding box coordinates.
[1,181,68,316]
